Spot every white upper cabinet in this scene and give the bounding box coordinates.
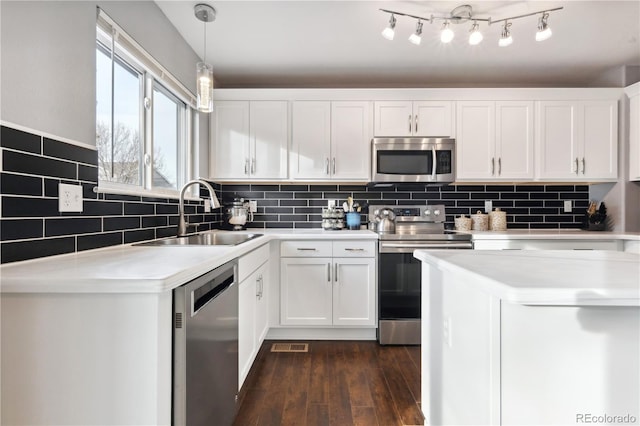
[625,82,640,181]
[374,101,454,137]
[536,100,617,181]
[212,101,250,179]
[456,101,533,181]
[291,101,372,180]
[212,100,288,180]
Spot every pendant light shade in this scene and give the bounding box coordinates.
[196,62,213,112]
[194,4,216,113]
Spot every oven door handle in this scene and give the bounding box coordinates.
[379,242,473,252]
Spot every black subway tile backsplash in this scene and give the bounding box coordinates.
[0,124,596,264]
[0,126,41,153]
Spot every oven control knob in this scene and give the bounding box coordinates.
[434,209,441,216]
[424,209,431,216]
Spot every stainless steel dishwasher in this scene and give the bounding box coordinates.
[173,260,238,426]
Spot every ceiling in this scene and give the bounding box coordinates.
[156,1,640,88]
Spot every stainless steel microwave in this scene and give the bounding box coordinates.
[372,138,456,183]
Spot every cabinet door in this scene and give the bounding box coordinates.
[213,101,250,179]
[581,101,617,180]
[331,101,372,180]
[290,101,331,179]
[280,257,332,325]
[333,258,376,326]
[238,269,257,389]
[536,101,580,180]
[456,101,496,180]
[495,101,534,180]
[374,101,413,137]
[250,101,288,179]
[414,101,454,137]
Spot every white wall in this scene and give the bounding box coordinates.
[0,0,209,175]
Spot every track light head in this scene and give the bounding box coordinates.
[408,20,423,45]
[499,21,513,47]
[382,14,397,40]
[440,21,454,43]
[536,12,552,41]
[468,21,483,45]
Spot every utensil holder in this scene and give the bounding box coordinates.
[346,212,361,230]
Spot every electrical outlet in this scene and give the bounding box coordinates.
[204,199,211,213]
[485,200,492,213]
[248,200,257,213]
[564,200,572,213]
[327,199,336,208]
[58,183,83,212]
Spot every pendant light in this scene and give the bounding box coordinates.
[194,4,216,113]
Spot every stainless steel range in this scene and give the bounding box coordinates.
[370,204,473,345]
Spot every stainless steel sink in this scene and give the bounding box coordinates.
[135,232,263,247]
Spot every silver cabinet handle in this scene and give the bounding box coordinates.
[251,158,256,174]
[344,248,365,252]
[325,158,330,175]
[414,114,418,134]
[334,263,338,282]
[296,247,317,251]
[327,263,331,282]
[575,158,579,175]
[332,157,336,175]
[491,157,495,176]
[256,275,261,299]
[244,158,249,175]
[408,114,412,133]
[498,157,502,176]
[581,157,586,175]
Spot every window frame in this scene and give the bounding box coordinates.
[96,15,198,199]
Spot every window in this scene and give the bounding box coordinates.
[96,10,196,195]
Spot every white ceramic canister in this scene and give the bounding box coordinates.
[470,211,489,231]
[489,208,507,231]
[454,215,472,231]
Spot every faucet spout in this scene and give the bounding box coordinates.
[178,179,220,237]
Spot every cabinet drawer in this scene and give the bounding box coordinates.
[238,243,270,282]
[333,240,376,257]
[281,240,333,257]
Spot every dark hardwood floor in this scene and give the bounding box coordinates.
[234,340,423,426]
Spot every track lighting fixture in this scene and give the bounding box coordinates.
[468,21,483,45]
[381,14,396,40]
[440,21,454,43]
[379,4,562,48]
[536,12,552,42]
[408,20,423,45]
[498,21,513,47]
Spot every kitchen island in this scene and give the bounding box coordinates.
[414,249,640,426]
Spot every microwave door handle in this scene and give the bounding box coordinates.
[431,147,437,179]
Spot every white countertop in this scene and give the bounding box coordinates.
[414,249,640,306]
[0,229,378,294]
[463,229,640,240]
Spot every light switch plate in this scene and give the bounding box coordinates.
[485,200,492,213]
[59,183,83,212]
[204,199,211,213]
[248,200,257,213]
[327,199,336,208]
[564,200,572,213]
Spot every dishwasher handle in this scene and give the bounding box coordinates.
[193,274,235,314]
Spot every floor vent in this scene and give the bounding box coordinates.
[270,343,309,353]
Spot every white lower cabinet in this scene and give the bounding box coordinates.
[238,244,269,389]
[280,240,376,327]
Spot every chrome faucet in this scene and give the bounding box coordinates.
[178,179,220,237]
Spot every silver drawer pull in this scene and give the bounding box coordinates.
[344,248,365,252]
[296,248,317,251]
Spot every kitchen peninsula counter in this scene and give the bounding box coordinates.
[415,249,640,425]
